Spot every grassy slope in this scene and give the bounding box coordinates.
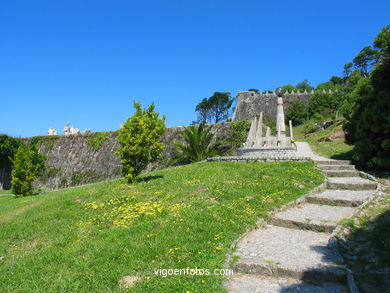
[0,162,323,292]
[293,121,354,160]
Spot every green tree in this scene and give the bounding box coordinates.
[0,134,21,168]
[281,84,297,93]
[296,79,314,91]
[286,101,307,125]
[0,135,22,189]
[116,102,166,182]
[353,46,379,77]
[308,91,340,118]
[173,124,224,163]
[11,144,46,196]
[195,92,234,123]
[195,98,212,123]
[343,62,354,79]
[247,88,259,93]
[345,25,390,169]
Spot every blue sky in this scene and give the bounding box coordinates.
[1,0,389,137]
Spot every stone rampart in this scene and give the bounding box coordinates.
[233,91,312,121]
[22,123,233,190]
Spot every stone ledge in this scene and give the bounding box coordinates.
[207,155,311,162]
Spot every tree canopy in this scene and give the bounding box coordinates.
[116,102,166,182]
[195,92,234,123]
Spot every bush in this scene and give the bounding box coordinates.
[173,123,224,163]
[286,101,307,125]
[0,135,22,168]
[312,113,324,123]
[11,144,46,196]
[303,123,318,135]
[231,120,251,149]
[116,102,166,182]
[308,92,340,118]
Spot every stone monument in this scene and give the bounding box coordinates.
[236,87,295,156]
[48,127,58,135]
[64,122,80,135]
[64,122,71,135]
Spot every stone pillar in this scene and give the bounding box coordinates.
[289,120,294,141]
[275,88,286,138]
[265,127,271,147]
[255,112,263,147]
[245,116,258,147]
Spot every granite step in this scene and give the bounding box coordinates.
[306,190,375,207]
[327,177,377,190]
[314,160,352,165]
[270,203,356,233]
[322,170,360,177]
[233,226,346,284]
[225,274,348,293]
[317,165,356,171]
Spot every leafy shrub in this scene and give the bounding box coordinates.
[11,144,46,196]
[308,92,340,118]
[0,135,22,169]
[286,101,307,125]
[312,113,324,123]
[28,136,59,151]
[303,123,318,135]
[116,102,165,182]
[86,132,109,151]
[231,120,251,149]
[173,123,224,163]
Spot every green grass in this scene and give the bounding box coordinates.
[0,189,14,195]
[294,121,354,160]
[0,161,324,292]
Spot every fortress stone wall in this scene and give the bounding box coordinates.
[233,90,313,121]
[19,123,232,190]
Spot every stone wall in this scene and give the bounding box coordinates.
[27,123,233,190]
[233,91,312,121]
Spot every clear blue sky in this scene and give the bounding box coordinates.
[1,0,389,137]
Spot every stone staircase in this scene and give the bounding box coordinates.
[225,159,378,293]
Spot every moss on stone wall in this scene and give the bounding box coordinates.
[38,167,60,185]
[231,120,251,149]
[28,136,60,151]
[86,132,109,151]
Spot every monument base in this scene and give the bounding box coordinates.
[236,147,296,157]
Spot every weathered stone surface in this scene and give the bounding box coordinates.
[314,160,352,166]
[233,91,312,122]
[27,123,232,190]
[327,177,377,190]
[207,153,311,162]
[225,274,347,293]
[233,226,346,283]
[317,165,356,171]
[322,170,360,177]
[270,203,356,232]
[306,190,375,207]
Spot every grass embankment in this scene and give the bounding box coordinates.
[294,121,354,160]
[0,161,323,292]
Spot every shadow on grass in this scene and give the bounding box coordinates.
[135,175,164,183]
[330,149,355,161]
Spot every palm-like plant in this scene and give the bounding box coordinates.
[173,124,223,163]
